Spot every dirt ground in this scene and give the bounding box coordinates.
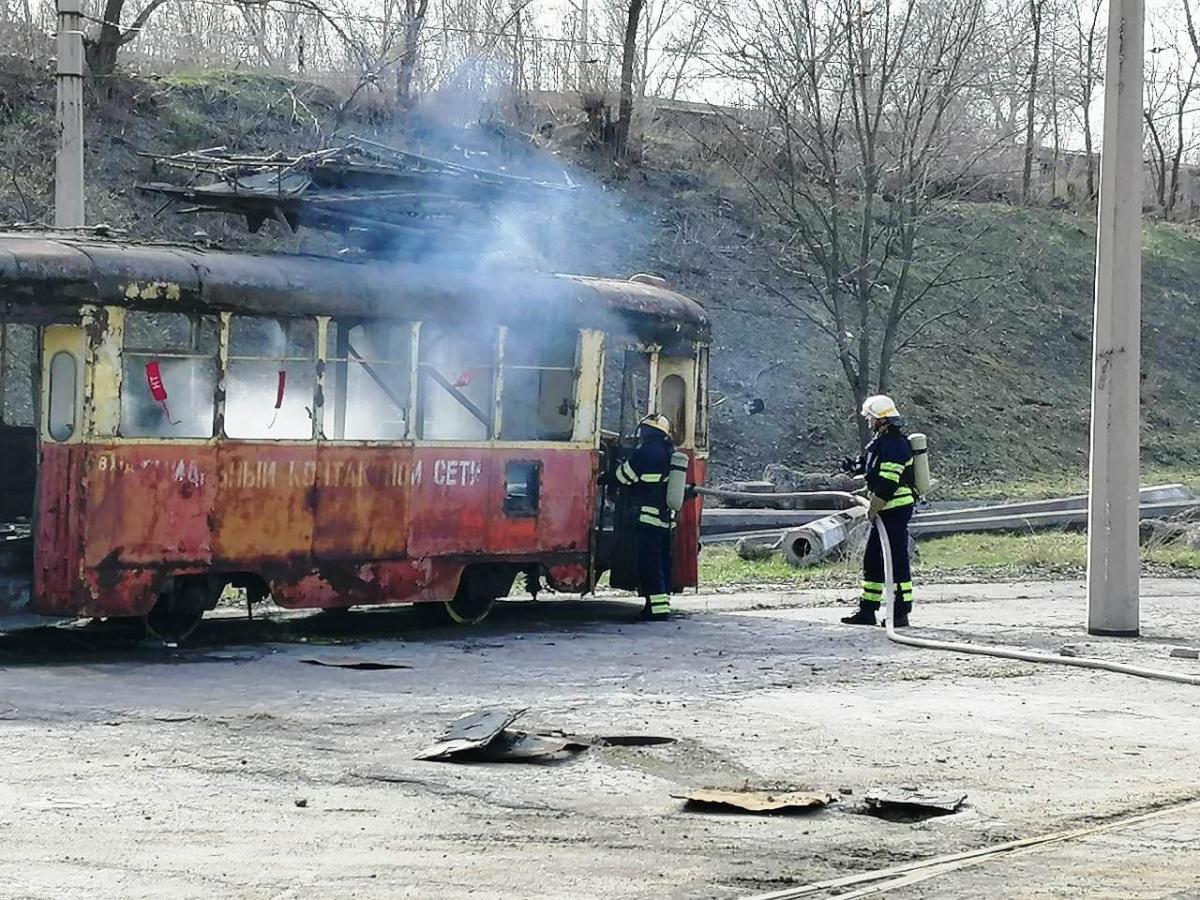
[2,579,1200,899]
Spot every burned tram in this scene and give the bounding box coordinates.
[0,232,709,635]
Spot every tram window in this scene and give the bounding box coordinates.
[660,373,688,444]
[324,321,412,441]
[225,317,317,440]
[600,346,650,439]
[121,312,219,438]
[1,324,35,427]
[47,351,77,442]
[500,331,577,441]
[417,325,495,441]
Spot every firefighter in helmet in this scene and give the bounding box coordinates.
[614,413,676,620]
[841,395,916,627]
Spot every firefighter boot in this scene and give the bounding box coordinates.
[641,594,671,621]
[894,600,912,628]
[840,600,878,626]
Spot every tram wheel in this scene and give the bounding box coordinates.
[144,580,208,644]
[443,591,496,625]
[144,605,204,644]
[439,566,516,625]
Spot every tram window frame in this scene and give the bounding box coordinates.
[324,319,414,442]
[659,372,688,445]
[47,351,78,442]
[224,316,318,441]
[416,324,497,441]
[120,311,219,439]
[499,330,579,442]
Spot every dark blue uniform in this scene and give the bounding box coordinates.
[844,424,916,628]
[850,424,916,623]
[615,429,674,617]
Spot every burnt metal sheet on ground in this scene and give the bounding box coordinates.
[678,787,836,815]
[300,657,413,671]
[863,789,967,820]
[415,707,527,761]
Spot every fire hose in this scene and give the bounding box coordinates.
[874,517,1200,686]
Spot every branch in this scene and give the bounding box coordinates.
[119,0,172,44]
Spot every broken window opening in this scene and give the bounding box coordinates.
[324,320,413,441]
[1,323,35,427]
[417,325,496,441]
[225,316,317,440]
[601,344,651,441]
[500,329,578,442]
[120,312,219,439]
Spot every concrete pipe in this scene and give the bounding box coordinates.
[782,507,868,568]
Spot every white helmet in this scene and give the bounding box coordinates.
[860,394,900,421]
[638,413,672,435]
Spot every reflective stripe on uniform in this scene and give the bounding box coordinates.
[861,580,884,601]
[898,581,914,602]
[639,508,672,528]
[649,593,671,612]
[639,472,665,483]
[616,461,637,485]
[883,488,915,510]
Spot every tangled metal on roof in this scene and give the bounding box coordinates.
[138,135,576,251]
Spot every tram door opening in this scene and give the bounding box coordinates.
[601,345,651,591]
[655,352,699,590]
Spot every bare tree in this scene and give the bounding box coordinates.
[1020,0,1044,203]
[615,0,646,158]
[1069,0,1105,202]
[397,0,431,109]
[707,0,1005,440]
[1143,18,1199,221]
[84,0,173,78]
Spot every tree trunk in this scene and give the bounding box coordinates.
[85,0,126,78]
[1021,0,1043,204]
[614,0,645,160]
[397,0,429,110]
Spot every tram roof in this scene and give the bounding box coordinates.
[0,232,710,343]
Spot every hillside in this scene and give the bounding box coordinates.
[3,63,1200,493]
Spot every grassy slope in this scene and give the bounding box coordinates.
[700,532,1200,589]
[3,64,1200,495]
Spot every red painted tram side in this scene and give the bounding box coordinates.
[0,233,710,628]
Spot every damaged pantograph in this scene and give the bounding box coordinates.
[138,136,576,251]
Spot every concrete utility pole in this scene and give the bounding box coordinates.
[1086,0,1144,636]
[55,0,85,229]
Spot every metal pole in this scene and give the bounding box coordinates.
[1086,0,1143,636]
[55,0,85,229]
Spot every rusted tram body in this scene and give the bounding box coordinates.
[0,233,709,628]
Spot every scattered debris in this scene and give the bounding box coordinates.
[586,734,676,748]
[294,799,308,808]
[300,658,412,670]
[677,786,836,816]
[863,789,967,821]
[1170,647,1200,660]
[139,136,574,250]
[415,708,589,763]
[416,708,526,760]
[1059,644,1082,657]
